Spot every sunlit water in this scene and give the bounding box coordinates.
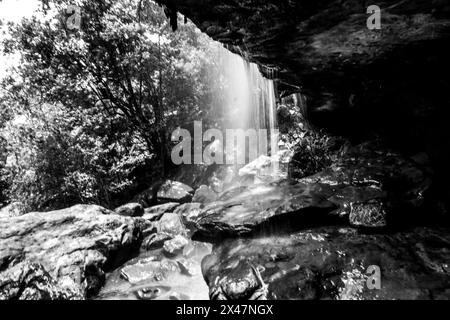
[96,47,282,300]
[215,45,279,168]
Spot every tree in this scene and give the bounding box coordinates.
[0,0,224,210]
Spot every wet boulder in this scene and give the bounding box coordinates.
[142,233,172,251]
[0,262,83,300]
[191,182,338,239]
[115,203,144,217]
[143,202,180,222]
[157,180,194,203]
[120,256,180,284]
[0,204,144,299]
[157,213,187,237]
[202,226,450,300]
[141,212,189,252]
[348,200,388,228]
[163,235,189,256]
[174,203,202,233]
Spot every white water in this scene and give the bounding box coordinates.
[215,45,279,163]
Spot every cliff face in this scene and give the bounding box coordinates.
[156,0,450,205]
[155,1,449,90]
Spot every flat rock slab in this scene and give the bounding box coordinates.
[190,145,430,238]
[202,227,450,300]
[157,180,194,203]
[143,202,180,222]
[0,205,145,299]
[192,182,339,239]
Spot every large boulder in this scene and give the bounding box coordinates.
[0,262,83,300]
[202,226,450,300]
[163,235,190,256]
[156,180,194,204]
[143,202,180,222]
[187,144,431,238]
[191,182,338,239]
[115,203,144,217]
[174,203,203,233]
[0,205,145,299]
[157,213,187,238]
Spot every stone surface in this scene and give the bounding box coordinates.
[349,200,387,228]
[192,182,338,239]
[115,203,144,217]
[156,1,450,98]
[142,233,172,251]
[0,205,145,299]
[202,226,450,300]
[157,213,188,238]
[120,256,179,284]
[143,202,180,221]
[163,235,190,256]
[187,144,430,238]
[0,262,83,300]
[174,203,202,233]
[192,185,218,204]
[157,180,194,203]
[97,241,212,300]
[141,210,190,252]
[238,150,292,184]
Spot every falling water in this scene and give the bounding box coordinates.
[215,44,279,164]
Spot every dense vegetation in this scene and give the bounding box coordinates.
[0,0,225,211]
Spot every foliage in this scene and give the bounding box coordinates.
[277,94,346,180]
[0,0,224,211]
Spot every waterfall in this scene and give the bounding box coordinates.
[215,44,279,165]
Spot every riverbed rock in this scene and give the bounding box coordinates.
[142,233,172,251]
[97,241,212,300]
[202,226,450,300]
[0,262,83,300]
[0,204,144,299]
[163,235,189,256]
[173,203,202,233]
[157,213,187,237]
[120,256,179,284]
[192,182,338,239]
[348,200,388,228]
[141,211,189,252]
[238,150,292,184]
[143,202,180,221]
[115,203,144,217]
[189,144,430,237]
[157,180,194,203]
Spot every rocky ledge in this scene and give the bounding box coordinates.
[202,226,450,300]
[187,143,431,240]
[0,205,146,299]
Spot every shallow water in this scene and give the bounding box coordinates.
[96,241,212,300]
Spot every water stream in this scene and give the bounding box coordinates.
[96,46,281,300]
